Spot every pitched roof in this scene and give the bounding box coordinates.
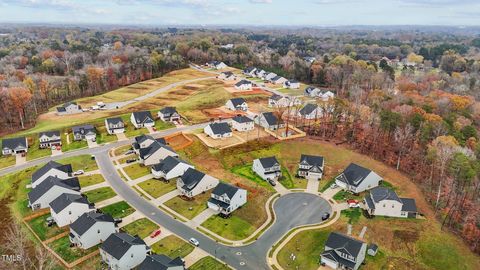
[28,176,80,203]
[229,97,246,107]
[221,71,234,77]
[244,67,256,73]
[232,115,253,124]
[159,107,178,115]
[105,117,124,126]
[299,104,319,116]
[70,212,115,236]
[324,232,365,258]
[271,75,284,82]
[208,122,232,135]
[2,137,27,150]
[400,198,417,212]
[180,168,205,191]
[235,79,252,87]
[269,94,283,101]
[152,156,188,174]
[49,193,91,214]
[138,254,184,270]
[32,161,73,183]
[212,182,241,199]
[101,233,146,260]
[337,163,373,187]
[132,111,154,124]
[257,156,279,169]
[39,130,60,138]
[72,124,96,135]
[139,141,176,160]
[300,154,324,167]
[321,249,356,269]
[261,112,282,126]
[369,187,401,203]
[135,134,155,144]
[288,79,299,84]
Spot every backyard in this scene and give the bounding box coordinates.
[47,235,98,263]
[26,214,68,241]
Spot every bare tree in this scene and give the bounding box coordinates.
[394,124,414,170]
[3,223,31,270]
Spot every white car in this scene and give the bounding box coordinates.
[189,238,199,246]
[73,170,85,176]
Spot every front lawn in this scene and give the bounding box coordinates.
[137,179,176,198]
[122,218,159,239]
[27,214,68,241]
[58,154,98,172]
[95,125,117,144]
[48,235,98,263]
[78,174,105,188]
[201,215,256,241]
[100,201,135,219]
[231,165,274,191]
[113,144,133,156]
[26,135,51,161]
[164,192,210,220]
[0,154,16,169]
[123,163,151,180]
[83,187,116,203]
[278,167,294,189]
[150,235,194,258]
[333,190,364,202]
[61,133,88,152]
[189,256,231,270]
[341,208,362,224]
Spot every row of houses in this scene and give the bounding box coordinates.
[242,67,298,88]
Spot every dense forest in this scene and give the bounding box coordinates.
[1,26,480,254]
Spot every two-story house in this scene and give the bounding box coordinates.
[139,141,178,166]
[218,71,236,81]
[151,156,194,181]
[254,112,285,130]
[49,193,95,227]
[158,107,181,122]
[31,161,73,188]
[225,98,248,111]
[100,233,150,270]
[207,182,247,215]
[335,163,382,194]
[231,116,254,132]
[69,212,118,249]
[2,136,28,156]
[132,134,166,153]
[176,168,219,198]
[298,154,324,180]
[207,61,227,70]
[252,156,282,181]
[39,130,62,148]
[131,111,155,129]
[299,104,322,120]
[234,80,253,91]
[283,80,300,89]
[270,76,288,85]
[72,125,96,141]
[268,94,302,108]
[243,67,257,77]
[138,254,185,270]
[320,232,367,270]
[264,72,277,81]
[105,117,125,134]
[28,176,81,210]
[364,187,418,218]
[204,122,233,139]
[56,101,82,115]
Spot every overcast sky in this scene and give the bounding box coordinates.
[0,0,479,26]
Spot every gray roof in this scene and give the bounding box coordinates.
[300,154,324,167]
[28,176,80,203]
[152,156,188,174]
[39,130,60,138]
[299,104,319,116]
[229,97,246,107]
[369,187,401,203]
[180,168,205,191]
[212,182,241,199]
[72,124,96,135]
[138,254,184,270]
[324,232,365,258]
[32,161,72,183]
[208,122,232,135]
[337,163,373,187]
[271,75,283,82]
[321,249,356,269]
[269,94,283,101]
[232,116,253,124]
[49,193,91,214]
[222,71,234,77]
[101,233,146,260]
[400,198,417,212]
[132,111,154,124]
[105,117,124,126]
[70,212,115,236]
[2,137,27,150]
[135,134,154,144]
[261,112,282,126]
[235,79,252,87]
[159,107,178,116]
[257,156,279,169]
[244,67,256,73]
[139,141,176,160]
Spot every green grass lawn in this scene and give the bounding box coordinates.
[278,167,294,189]
[123,163,151,180]
[231,165,275,191]
[189,256,231,270]
[341,208,362,224]
[201,215,256,241]
[26,135,51,161]
[319,177,336,192]
[122,218,159,239]
[0,154,16,169]
[150,235,194,258]
[26,214,68,241]
[48,235,98,263]
[78,174,105,188]
[0,165,39,219]
[58,154,98,172]
[95,125,118,144]
[164,192,210,220]
[83,187,116,203]
[137,179,176,198]
[333,190,364,202]
[117,156,135,164]
[123,118,147,138]
[100,201,135,218]
[61,133,88,152]
[113,144,133,156]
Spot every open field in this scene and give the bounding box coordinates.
[201,214,256,241]
[100,201,135,219]
[123,163,151,180]
[83,187,116,203]
[189,256,231,270]
[150,235,195,258]
[137,179,176,198]
[78,174,105,188]
[164,192,211,220]
[122,218,159,238]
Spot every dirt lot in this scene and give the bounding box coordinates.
[165,132,193,150]
[196,126,271,149]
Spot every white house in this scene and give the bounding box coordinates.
[254,112,284,130]
[298,154,324,180]
[268,94,302,108]
[218,71,236,81]
[320,232,367,270]
[49,193,95,227]
[2,136,28,156]
[207,61,227,70]
[158,107,181,122]
[176,168,219,198]
[264,72,277,81]
[28,177,81,210]
[305,86,321,97]
[204,122,233,139]
[270,76,288,85]
[39,130,62,148]
[207,182,247,215]
[132,134,164,153]
[283,80,300,89]
[225,97,248,111]
[335,163,382,194]
[105,117,125,134]
[69,212,118,249]
[299,104,322,120]
[138,254,185,270]
[252,156,282,181]
[231,116,254,132]
[151,156,194,181]
[234,80,253,90]
[319,90,335,101]
[243,67,257,77]
[139,141,178,166]
[255,69,267,78]
[131,111,155,129]
[100,233,149,270]
[31,161,73,188]
[56,101,82,115]
[72,125,96,141]
[364,187,418,218]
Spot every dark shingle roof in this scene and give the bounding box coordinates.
[132,111,154,124]
[324,232,365,258]
[299,104,319,116]
[300,154,324,167]
[321,249,356,269]
[369,187,401,203]
[135,134,154,144]
[261,112,282,126]
[269,94,283,101]
[229,97,246,107]
[232,116,253,124]
[400,198,417,212]
[72,124,96,135]
[32,161,72,183]
[106,117,124,126]
[180,168,205,191]
[244,67,256,73]
[28,176,80,203]
[235,79,252,87]
[70,212,115,236]
[222,71,234,77]
[152,156,188,174]
[159,107,178,115]
[208,122,232,135]
[138,254,184,270]
[2,137,27,150]
[212,182,240,199]
[258,156,279,169]
[101,233,146,260]
[49,193,90,214]
[337,163,373,187]
[39,130,60,138]
[139,141,176,160]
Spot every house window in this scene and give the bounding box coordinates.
[98,229,100,233]
[69,211,72,215]
[383,204,386,207]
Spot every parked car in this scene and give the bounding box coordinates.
[322,212,330,221]
[268,179,277,186]
[73,170,85,176]
[150,229,161,238]
[113,218,122,225]
[46,216,55,227]
[347,199,360,208]
[189,238,200,246]
[126,159,137,164]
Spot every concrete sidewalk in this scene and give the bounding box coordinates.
[94,195,122,208]
[81,181,110,192]
[321,186,341,200]
[118,211,145,228]
[153,190,180,205]
[273,181,290,195]
[128,174,154,186]
[186,208,216,227]
[184,248,209,268]
[306,178,320,194]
